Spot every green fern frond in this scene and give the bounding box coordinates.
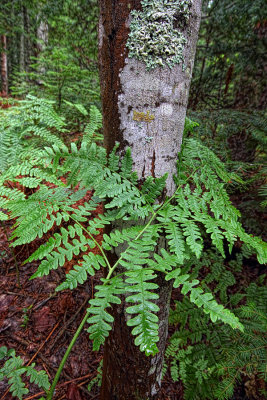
[125,269,159,356]
[25,363,50,390]
[141,174,168,204]
[147,248,179,273]
[82,105,103,144]
[166,268,243,330]
[56,253,106,290]
[165,222,186,263]
[87,277,124,351]
[0,347,50,400]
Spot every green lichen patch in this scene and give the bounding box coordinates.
[126,0,192,70]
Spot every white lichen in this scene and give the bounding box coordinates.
[126,0,192,70]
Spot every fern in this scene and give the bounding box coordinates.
[0,347,50,400]
[125,269,159,356]
[1,107,266,363]
[0,95,66,174]
[83,105,103,144]
[165,251,267,400]
[87,277,125,351]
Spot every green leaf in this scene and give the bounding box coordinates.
[125,269,159,356]
[87,277,124,350]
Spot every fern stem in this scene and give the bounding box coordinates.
[68,215,112,270]
[46,311,90,400]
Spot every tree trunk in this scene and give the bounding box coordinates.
[36,17,48,79]
[23,5,31,72]
[98,1,202,398]
[1,35,8,97]
[20,11,25,73]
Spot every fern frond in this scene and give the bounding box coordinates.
[165,222,186,263]
[87,277,124,351]
[125,269,159,356]
[25,363,50,390]
[82,105,103,144]
[181,219,203,258]
[0,347,50,400]
[56,253,106,290]
[166,268,243,330]
[147,248,179,273]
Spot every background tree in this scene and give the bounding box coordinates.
[98,1,202,398]
[0,35,8,96]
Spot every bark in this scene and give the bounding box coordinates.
[1,35,8,97]
[20,29,25,72]
[23,6,31,72]
[20,9,25,73]
[36,19,48,55]
[98,1,202,398]
[36,17,48,78]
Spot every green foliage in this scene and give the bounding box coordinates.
[0,106,266,362]
[13,46,100,113]
[3,0,100,112]
[0,347,50,399]
[0,95,65,174]
[125,268,160,356]
[87,359,102,391]
[87,277,124,351]
[190,0,266,110]
[165,251,267,399]
[187,109,267,236]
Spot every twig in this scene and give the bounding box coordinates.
[3,291,27,296]
[27,321,59,366]
[0,388,10,400]
[23,373,94,400]
[33,293,56,311]
[49,295,90,351]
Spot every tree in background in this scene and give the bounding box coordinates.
[189,0,267,111]
[98,1,202,398]
[1,35,8,96]
[0,0,100,110]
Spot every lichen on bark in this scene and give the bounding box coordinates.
[126,0,193,70]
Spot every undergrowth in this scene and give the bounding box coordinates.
[0,97,266,399]
[164,250,267,399]
[0,347,49,400]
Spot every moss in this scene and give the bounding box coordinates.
[126,0,192,70]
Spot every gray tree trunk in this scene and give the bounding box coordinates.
[1,35,8,97]
[36,18,48,56]
[98,1,202,398]
[36,17,48,78]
